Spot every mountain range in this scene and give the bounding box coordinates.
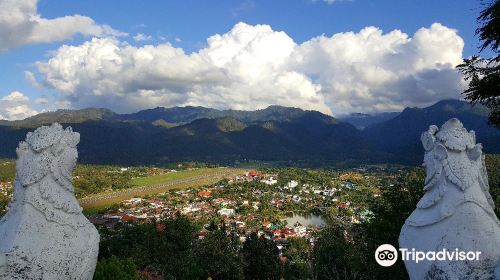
[0,99,498,166]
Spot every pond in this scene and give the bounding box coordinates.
[282,212,326,228]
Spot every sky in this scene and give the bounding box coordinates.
[0,0,492,120]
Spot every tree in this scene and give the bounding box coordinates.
[98,216,203,279]
[155,216,203,279]
[0,193,10,217]
[283,237,312,280]
[362,169,425,280]
[457,0,500,127]
[311,169,425,280]
[485,154,500,217]
[242,233,281,280]
[195,229,244,280]
[93,256,144,280]
[312,224,369,280]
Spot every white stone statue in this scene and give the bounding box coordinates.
[400,118,500,280]
[0,123,99,280]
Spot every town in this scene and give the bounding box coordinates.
[87,166,401,251]
[1,157,498,279]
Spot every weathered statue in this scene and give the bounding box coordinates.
[0,123,99,279]
[400,118,500,279]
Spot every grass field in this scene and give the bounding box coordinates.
[130,168,223,187]
[79,167,245,210]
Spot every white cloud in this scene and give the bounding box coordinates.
[290,23,465,113]
[34,97,49,104]
[1,91,29,102]
[24,70,43,89]
[133,33,152,42]
[32,22,465,115]
[0,0,125,52]
[0,91,38,120]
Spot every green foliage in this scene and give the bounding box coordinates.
[486,154,500,217]
[457,0,500,127]
[283,237,312,280]
[93,256,144,280]
[0,160,14,217]
[90,166,500,280]
[0,193,10,217]
[241,233,281,280]
[312,225,366,280]
[361,169,425,280]
[98,216,203,280]
[73,165,133,197]
[457,55,500,127]
[216,117,247,132]
[310,168,425,280]
[130,168,217,187]
[158,216,203,279]
[152,119,178,128]
[195,229,244,280]
[0,159,15,183]
[477,0,499,53]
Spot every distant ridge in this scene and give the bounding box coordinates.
[339,112,400,129]
[118,105,310,125]
[363,99,498,164]
[0,99,497,166]
[0,108,116,127]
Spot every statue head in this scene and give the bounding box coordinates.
[418,118,494,209]
[421,118,482,189]
[16,123,79,190]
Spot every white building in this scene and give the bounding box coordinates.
[295,226,307,237]
[287,180,299,189]
[217,208,235,216]
[261,177,278,185]
[125,198,143,204]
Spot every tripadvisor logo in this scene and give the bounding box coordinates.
[375,244,482,267]
[375,244,398,267]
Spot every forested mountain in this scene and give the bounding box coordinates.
[0,108,116,128]
[0,100,497,166]
[363,99,500,164]
[117,105,317,125]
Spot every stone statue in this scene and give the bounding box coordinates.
[0,123,99,279]
[400,118,500,280]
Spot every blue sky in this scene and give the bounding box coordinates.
[0,0,491,119]
[38,0,482,53]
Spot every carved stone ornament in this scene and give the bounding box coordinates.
[0,123,99,280]
[399,118,500,280]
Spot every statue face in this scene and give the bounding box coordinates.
[422,144,447,185]
[59,146,78,179]
[423,150,437,184]
[17,148,50,187]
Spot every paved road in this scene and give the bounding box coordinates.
[79,170,239,207]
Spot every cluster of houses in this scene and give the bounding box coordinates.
[0,182,11,196]
[88,169,385,251]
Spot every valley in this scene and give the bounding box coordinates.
[0,99,498,166]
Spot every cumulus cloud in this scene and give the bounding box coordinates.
[0,0,124,52]
[0,91,38,120]
[32,22,465,115]
[291,23,465,113]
